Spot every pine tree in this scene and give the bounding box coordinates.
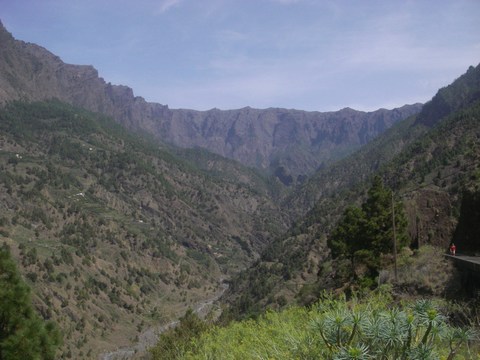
[0,244,61,360]
[329,205,365,267]
[328,176,409,275]
[362,176,408,256]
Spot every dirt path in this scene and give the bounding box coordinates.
[100,282,228,360]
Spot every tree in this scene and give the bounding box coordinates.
[0,244,61,360]
[329,205,365,268]
[328,176,409,276]
[361,176,408,255]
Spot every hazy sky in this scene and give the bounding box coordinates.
[1,0,480,111]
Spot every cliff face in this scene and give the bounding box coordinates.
[0,21,170,130]
[0,21,421,181]
[162,105,421,182]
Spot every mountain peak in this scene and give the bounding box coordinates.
[0,19,14,43]
[415,62,480,127]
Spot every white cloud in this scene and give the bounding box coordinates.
[156,0,183,14]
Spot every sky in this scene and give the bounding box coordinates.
[1,0,480,112]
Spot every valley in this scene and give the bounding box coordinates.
[0,19,479,360]
[0,100,285,358]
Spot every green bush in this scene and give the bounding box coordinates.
[178,291,478,360]
[150,309,209,359]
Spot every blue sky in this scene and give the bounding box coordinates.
[1,0,480,111]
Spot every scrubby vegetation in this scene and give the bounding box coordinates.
[0,100,285,358]
[379,245,462,298]
[151,289,478,360]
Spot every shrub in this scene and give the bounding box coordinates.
[180,291,478,360]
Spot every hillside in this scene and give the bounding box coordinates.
[0,21,421,182]
[0,100,285,359]
[222,63,480,318]
[1,17,479,360]
[285,64,480,216]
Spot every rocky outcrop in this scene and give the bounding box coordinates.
[0,21,422,181]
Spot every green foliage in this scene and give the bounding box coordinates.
[362,176,408,255]
[329,205,365,260]
[0,245,61,359]
[186,249,212,269]
[179,292,478,360]
[328,176,409,276]
[150,309,209,360]
[386,99,480,190]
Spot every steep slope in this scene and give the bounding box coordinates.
[0,100,285,359]
[287,62,480,217]
[0,21,421,181]
[416,64,480,127]
[222,63,480,318]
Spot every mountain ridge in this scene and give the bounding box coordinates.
[222,62,480,318]
[0,20,421,182]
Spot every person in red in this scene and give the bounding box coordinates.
[449,243,456,256]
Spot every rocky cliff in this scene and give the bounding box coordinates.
[0,21,422,182]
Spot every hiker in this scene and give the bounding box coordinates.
[449,243,456,256]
